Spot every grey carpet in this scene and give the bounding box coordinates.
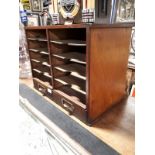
[19,84,120,155]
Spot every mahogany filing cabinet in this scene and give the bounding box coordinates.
[25,23,133,124]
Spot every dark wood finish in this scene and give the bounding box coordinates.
[25,23,134,30]
[25,24,133,124]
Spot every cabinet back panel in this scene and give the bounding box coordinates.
[26,30,47,39]
[49,28,86,40]
[28,41,47,49]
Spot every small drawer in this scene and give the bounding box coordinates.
[34,80,46,95]
[38,83,46,95]
[52,90,87,123]
[61,98,75,115]
[33,78,53,96]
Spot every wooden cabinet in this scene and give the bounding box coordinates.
[25,24,133,124]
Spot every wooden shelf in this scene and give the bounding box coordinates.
[28,38,47,42]
[42,62,50,67]
[55,75,86,93]
[31,59,40,63]
[56,85,86,105]
[53,52,86,64]
[55,63,86,80]
[32,69,42,74]
[43,72,52,78]
[29,48,48,54]
[50,40,86,46]
[29,49,40,53]
[40,51,49,55]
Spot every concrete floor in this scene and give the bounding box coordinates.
[19,104,79,155]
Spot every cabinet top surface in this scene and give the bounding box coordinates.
[25,23,134,30]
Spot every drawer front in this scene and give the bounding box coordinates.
[33,79,53,97]
[51,91,87,123]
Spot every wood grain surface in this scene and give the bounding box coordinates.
[88,27,132,121]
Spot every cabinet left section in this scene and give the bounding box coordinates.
[25,28,53,97]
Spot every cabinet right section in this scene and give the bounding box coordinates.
[88,26,132,122]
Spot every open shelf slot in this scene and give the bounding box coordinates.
[53,52,86,65]
[28,40,47,50]
[49,28,86,41]
[26,30,47,41]
[31,59,50,73]
[51,40,86,46]
[30,51,49,63]
[32,69,52,84]
[56,85,86,104]
[54,63,86,80]
[55,75,86,94]
[50,42,86,55]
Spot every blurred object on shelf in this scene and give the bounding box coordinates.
[30,0,43,12]
[57,0,82,24]
[116,0,135,22]
[27,13,39,26]
[130,84,135,97]
[21,0,29,3]
[128,58,135,70]
[43,0,51,7]
[19,2,28,26]
[20,0,31,11]
[23,3,31,10]
[39,10,52,25]
[127,26,135,95]
[130,27,135,56]
[126,65,135,96]
[19,21,32,79]
[49,1,60,25]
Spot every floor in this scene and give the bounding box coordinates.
[19,78,135,155]
[19,103,80,155]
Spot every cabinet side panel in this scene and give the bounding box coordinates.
[88,27,132,121]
